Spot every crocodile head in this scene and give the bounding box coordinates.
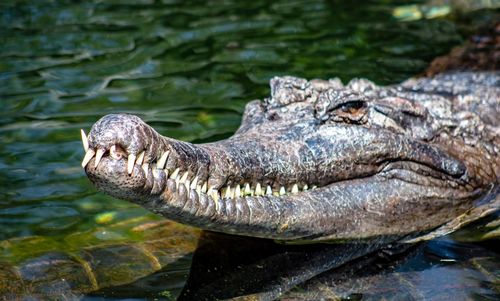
[83,73,499,242]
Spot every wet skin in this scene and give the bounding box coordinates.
[83,72,499,242]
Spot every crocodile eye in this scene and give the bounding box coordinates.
[313,91,368,123]
[336,100,366,114]
[331,100,367,123]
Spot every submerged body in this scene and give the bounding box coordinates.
[83,71,499,243]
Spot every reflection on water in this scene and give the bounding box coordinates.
[0,0,498,299]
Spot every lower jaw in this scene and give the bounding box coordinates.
[87,156,478,241]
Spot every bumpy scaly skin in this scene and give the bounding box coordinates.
[83,71,499,242]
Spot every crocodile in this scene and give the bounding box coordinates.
[81,70,500,244]
[5,22,497,300]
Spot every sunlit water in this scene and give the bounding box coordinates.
[0,0,498,300]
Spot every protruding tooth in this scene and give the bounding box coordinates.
[235,185,241,198]
[196,185,201,195]
[153,169,159,178]
[303,184,308,191]
[142,163,149,177]
[81,149,95,168]
[157,151,170,169]
[279,186,286,195]
[212,190,219,202]
[201,182,208,193]
[179,172,189,183]
[170,168,180,179]
[94,148,105,168]
[164,169,169,178]
[209,187,219,202]
[208,187,222,212]
[255,183,262,196]
[266,185,272,195]
[291,184,299,194]
[80,129,89,152]
[312,185,317,189]
[127,154,136,175]
[136,151,145,165]
[224,186,232,199]
[244,183,251,196]
[191,176,198,189]
[185,179,191,191]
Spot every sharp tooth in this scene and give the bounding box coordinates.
[185,179,191,191]
[266,185,272,195]
[209,187,220,206]
[279,186,286,195]
[179,172,189,183]
[170,168,180,179]
[94,148,105,168]
[211,189,219,202]
[191,176,198,189]
[235,185,241,198]
[136,151,145,165]
[80,129,89,152]
[255,183,262,196]
[127,154,136,175]
[164,169,169,178]
[291,184,299,194]
[244,183,251,195]
[196,185,201,195]
[225,186,231,199]
[157,151,170,169]
[303,184,308,191]
[201,182,208,193]
[81,149,95,168]
[207,187,219,200]
[142,163,149,177]
[312,185,317,190]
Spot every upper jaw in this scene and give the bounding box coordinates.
[82,112,467,204]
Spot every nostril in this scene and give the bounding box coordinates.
[110,145,127,160]
[89,113,150,155]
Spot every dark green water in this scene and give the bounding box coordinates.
[0,0,498,300]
